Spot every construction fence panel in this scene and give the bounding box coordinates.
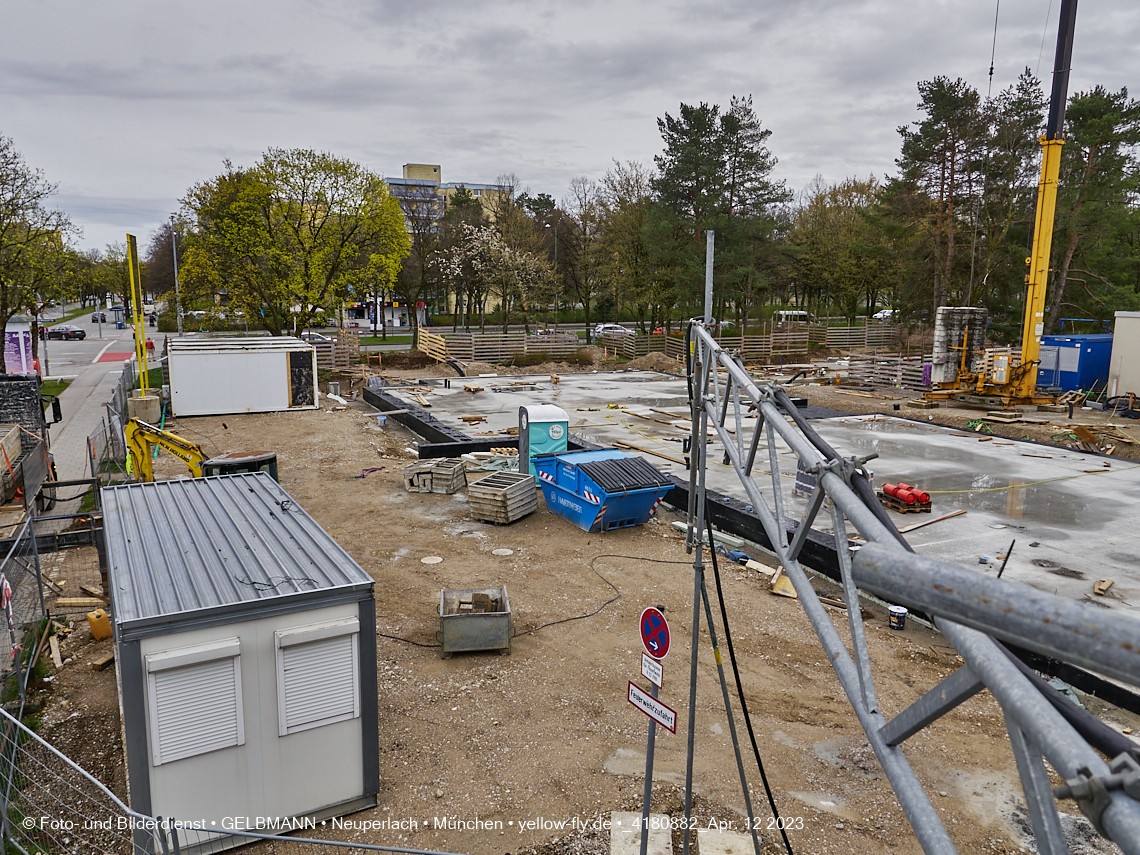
[434,333,581,364]
[826,324,902,349]
[314,331,361,371]
[0,521,44,696]
[0,706,466,855]
[417,329,449,363]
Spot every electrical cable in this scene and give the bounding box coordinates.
[706,504,795,855]
[1036,0,1056,79]
[511,554,689,638]
[374,554,689,649]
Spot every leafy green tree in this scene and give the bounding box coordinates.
[181,150,410,335]
[787,178,897,321]
[1044,86,1140,330]
[598,161,656,330]
[0,135,76,369]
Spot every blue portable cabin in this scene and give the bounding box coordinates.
[533,450,673,532]
[1036,334,1113,394]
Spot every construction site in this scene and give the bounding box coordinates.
[0,298,1130,855]
[1,3,1139,855]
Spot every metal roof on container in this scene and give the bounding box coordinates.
[168,337,312,353]
[103,473,372,638]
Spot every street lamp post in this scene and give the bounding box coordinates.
[171,215,184,335]
[545,221,559,331]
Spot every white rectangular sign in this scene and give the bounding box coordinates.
[641,653,663,688]
[627,681,676,733]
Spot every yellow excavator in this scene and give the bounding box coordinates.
[124,419,278,483]
[926,0,1078,407]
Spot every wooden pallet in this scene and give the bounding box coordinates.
[877,491,932,514]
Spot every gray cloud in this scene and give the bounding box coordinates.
[0,0,1134,253]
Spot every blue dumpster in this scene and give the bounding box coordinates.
[533,450,673,532]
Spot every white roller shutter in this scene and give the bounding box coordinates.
[145,638,244,766]
[275,618,360,736]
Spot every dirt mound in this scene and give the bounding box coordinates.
[625,352,683,374]
[378,349,437,369]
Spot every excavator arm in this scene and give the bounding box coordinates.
[124,419,206,482]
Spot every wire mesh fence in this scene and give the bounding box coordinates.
[0,521,44,697]
[88,418,127,484]
[0,705,467,855]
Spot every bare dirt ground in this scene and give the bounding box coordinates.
[28,363,1138,855]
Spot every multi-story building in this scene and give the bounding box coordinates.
[384,163,506,218]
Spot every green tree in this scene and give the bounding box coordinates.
[1044,86,1140,330]
[181,150,410,335]
[896,77,988,313]
[0,135,76,369]
[650,96,788,323]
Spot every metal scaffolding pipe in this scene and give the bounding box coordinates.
[852,543,1140,689]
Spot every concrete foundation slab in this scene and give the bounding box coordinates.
[380,371,1140,618]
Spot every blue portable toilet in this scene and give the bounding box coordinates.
[1036,334,1113,393]
[533,450,673,532]
[518,404,568,477]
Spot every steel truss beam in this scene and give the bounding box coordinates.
[685,324,1140,854]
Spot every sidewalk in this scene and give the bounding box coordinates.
[49,326,136,481]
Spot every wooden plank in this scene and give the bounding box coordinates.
[53,597,107,610]
[897,509,967,533]
[49,634,63,669]
[79,584,108,602]
[90,653,115,672]
[613,440,685,465]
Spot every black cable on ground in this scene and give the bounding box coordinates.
[377,632,440,648]
[706,504,795,855]
[375,554,689,649]
[512,554,690,638]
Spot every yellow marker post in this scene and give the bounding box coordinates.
[126,234,149,394]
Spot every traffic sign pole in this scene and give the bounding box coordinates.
[639,680,658,855]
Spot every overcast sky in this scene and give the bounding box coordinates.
[2,0,1137,254]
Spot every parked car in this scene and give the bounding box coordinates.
[47,324,86,341]
[593,323,634,337]
[91,311,107,323]
[299,331,333,344]
[872,308,896,321]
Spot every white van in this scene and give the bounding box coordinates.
[776,310,810,324]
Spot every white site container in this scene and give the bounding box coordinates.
[168,337,318,417]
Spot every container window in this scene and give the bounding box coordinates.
[275,618,360,736]
[145,638,244,766]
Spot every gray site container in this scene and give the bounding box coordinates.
[102,473,377,851]
[439,586,511,658]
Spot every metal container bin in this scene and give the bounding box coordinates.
[533,450,672,532]
[439,586,511,658]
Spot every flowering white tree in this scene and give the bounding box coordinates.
[435,224,553,331]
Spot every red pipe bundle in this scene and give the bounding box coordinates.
[884,482,929,505]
